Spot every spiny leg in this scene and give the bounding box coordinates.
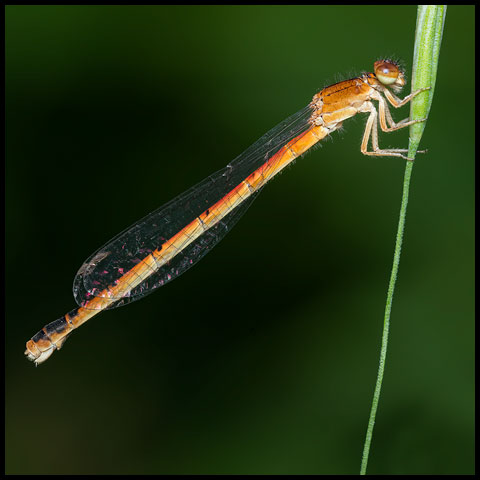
[360,103,410,159]
[383,86,430,109]
[377,95,427,133]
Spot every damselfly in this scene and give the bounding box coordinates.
[25,59,428,365]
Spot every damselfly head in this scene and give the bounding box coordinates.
[374,59,406,92]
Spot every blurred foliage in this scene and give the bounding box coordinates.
[6,5,474,474]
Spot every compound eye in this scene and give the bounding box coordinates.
[374,60,399,85]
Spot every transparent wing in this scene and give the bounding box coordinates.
[73,105,314,310]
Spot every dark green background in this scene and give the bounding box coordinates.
[6,5,474,475]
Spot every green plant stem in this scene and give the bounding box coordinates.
[359,5,446,475]
[360,161,413,475]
